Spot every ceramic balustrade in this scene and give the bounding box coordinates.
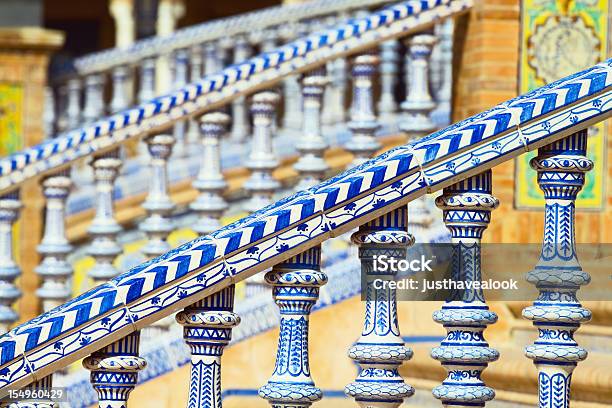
[3,4,610,407]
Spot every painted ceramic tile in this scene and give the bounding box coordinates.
[517,0,609,208]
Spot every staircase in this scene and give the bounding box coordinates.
[0,0,610,407]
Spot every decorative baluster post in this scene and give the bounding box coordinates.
[345,206,415,407]
[431,170,499,407]
[56,84,68,132]
[110,66,130,113]
[230,36,251,144]
[140,134,176,259]
[187,45,204,147]
[190,112,229,235]
[83,331,147,408]
[523,130,593,408]
[244,91,280,213]
[282,74,303,132]
[378,40,400,124]
[431,19,454,125]
[43,86,55,137]
[345,53,381,167]
[259,246,327,407]
[66,78,82,130]
[399,34,437,139]
[172,48,190,158]
[35,171,73,312]
[87,149,123,285]
[204,42,221,76]
[294,67,329,191]
[83,74,105,124]
[176,285,240,408]
[138,57,157,103]
[0,192,22,334]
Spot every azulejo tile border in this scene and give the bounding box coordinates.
[0,0,470,193]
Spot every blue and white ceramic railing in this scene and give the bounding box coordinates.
[0,1,610,407]
[46,0,404,138]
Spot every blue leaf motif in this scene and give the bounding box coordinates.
[246,246,259,255]
[80,336,91,346]
[100,317,111,326]
[297,223,308,231]
[372,198,386,209]
[276,243,290,253]
[344,202,356,211]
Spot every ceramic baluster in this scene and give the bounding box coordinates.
[523,130,593,408]
[35,171,73,312]
[87,149,123,285]
[345,206,415,407]
[259,246,327,407]
[0,191,22,334]
[176,286,239,408]
[432,170,500,408]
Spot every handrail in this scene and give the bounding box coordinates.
[73,0,398,75]
[0,54,609,394]
[0,0,470,193]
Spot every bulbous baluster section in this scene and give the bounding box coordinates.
[346,53,381,167]
[87,149,123,285]
[345,207,415,408]
[82,74,105,124]
[140,134,175,259]
[400,34,437,139]
[204,42,222,75]
[431,20,454,125]
[138,58,156,104]
[523,130,593,408]
[83,331,147,408]
[230,36,252,144]
[172,48,190,158]
[65,78,82,130]
[378,40,400,123]
[190,112,230,235]
[0,192,22,334]
[35,171,73,312]
[322,57,347,126]
[259,246,327,408]
[432,170,499,408]
[244,91,280,213]
[43,86,55,138]
[176,285,240,408]
[187,45,204,147]
[294,67,329,190]
[110,66,130,113]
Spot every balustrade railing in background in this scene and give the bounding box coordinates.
[0,1,610,408]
